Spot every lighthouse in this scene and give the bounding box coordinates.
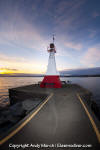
[40,36,62,88]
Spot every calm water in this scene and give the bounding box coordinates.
[62,77,100,101]
[0,77,100,107]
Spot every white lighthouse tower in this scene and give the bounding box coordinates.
[40,36,62,88]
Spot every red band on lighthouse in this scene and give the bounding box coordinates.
[40,37,62,88]
[40,75,62,88]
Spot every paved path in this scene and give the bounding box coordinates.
[0,85,100,150]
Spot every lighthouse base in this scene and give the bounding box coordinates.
[40,75,62,88]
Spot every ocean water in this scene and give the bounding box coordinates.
[0,77,100,107]
[61,77,100,106]
[0,77,43,107]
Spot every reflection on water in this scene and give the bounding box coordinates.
[0,77,100,107]
[0,77,43,107]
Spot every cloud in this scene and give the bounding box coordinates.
[81,46,100,67]
[89,30,97,38]
[0,53,26,63]
[0,67,19,74]
[0,0,100,72]
[0,24,46,52]
[0,4,49,53]
[64,41,82,50]
[0,68,18,71]
[54,0,86,33]
[0,53,46,73]
[92,12,100,18]
[0,53,29,71]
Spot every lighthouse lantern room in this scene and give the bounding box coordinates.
[40,36,62,88]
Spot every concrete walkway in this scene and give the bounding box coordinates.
[0,85,100,150]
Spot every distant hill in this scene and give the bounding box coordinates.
[0,67,100,77]
[0,73,44,77]
[60,67,100,76]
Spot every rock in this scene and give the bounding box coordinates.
[0,106,21,124]
[6,114,20,123]
[10,102,22,110]
[0,116,6,125]
[91,101,100,118]
[0,98,42,132]
[10,103,26,117]
[2,97,9,102]
[1,109,10,115]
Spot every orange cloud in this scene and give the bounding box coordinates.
[0,53,46,74]
[0,68,18,74]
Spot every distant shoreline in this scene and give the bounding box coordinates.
[0,75,100,77]
[60,75,100,77]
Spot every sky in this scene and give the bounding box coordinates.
[0,0,100,74]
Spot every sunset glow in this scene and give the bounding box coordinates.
[0,70,6,74]
[0,69,19,74]
[0,0,100,74]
